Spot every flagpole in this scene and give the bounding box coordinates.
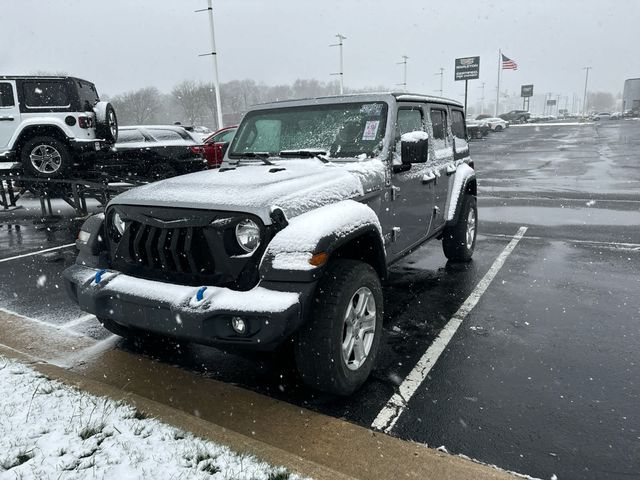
[495,49,501,116]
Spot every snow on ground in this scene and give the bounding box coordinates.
[0,356,307,480]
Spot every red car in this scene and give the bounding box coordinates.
[203,125,237,168]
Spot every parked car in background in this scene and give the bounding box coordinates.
[592,112,611,121]
[0,75,118,178]
[610,112,622,120]
[499,110,530,123]
[476,114,492,120]
[203,125,237,168]
[466,120,490,139]
[189,125,213,141]
[485,117,509,131]
[94,125,207,180]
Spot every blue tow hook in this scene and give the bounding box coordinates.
[94,269,107,284]
[196,286,207,302]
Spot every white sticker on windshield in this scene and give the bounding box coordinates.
[362,120,380,140]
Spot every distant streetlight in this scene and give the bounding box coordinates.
[479,82,486,113]
[435,68,444,96]
[196,0,224,129]
[397,56,409,91]
[582,66,592,117]
[330,34,347,94]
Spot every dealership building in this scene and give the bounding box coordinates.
[623,78,640,113]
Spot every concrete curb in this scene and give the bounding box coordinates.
[0,310,517,480]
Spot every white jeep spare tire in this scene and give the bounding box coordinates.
[94,101,118,144]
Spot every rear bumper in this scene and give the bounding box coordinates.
[63,264,314,350]
[69,139,109,155]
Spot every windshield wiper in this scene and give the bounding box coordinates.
[279,149,331,163]
[233,152,274,165]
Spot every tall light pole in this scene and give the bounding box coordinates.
[397,56,409,91]
[582,66,592,117]
[197,0,224,129]
[330,34,347,94]
[435,68,444,96]
[479,82,486,113]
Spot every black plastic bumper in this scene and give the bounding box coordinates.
[63,264,315,350]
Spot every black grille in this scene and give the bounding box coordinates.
[126,221,215,276]
[107,206,268,290]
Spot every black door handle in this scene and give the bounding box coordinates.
[0,116,14,121]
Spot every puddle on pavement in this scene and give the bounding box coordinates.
[481,205,640,226]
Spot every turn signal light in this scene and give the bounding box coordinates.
[309,252,328,266]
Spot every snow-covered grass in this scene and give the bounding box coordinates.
[0,355,307,480]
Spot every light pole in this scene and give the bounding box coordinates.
[330,34,347,94]
[582,66,592,117]
[435,68,444,96]
[479,82,485,113]
[397,56,409,91]
[197,0,224,129]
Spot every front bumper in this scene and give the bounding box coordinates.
[63,264,313,350]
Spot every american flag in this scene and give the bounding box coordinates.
[501,54,518,70]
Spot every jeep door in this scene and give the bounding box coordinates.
[0,81,19,151]
[388,104,435,258]
[425,104,454,234]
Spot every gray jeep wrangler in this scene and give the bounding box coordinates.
[63,93,477,395]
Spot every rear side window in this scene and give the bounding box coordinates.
[451,110,466,139]
[213,129,236,143]
[430,109,447,140]
[76,80,99,110]
[23,81,70,108]
[396,109,423,135]
[0,83,15,107]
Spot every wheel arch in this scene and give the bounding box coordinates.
[14,124,70,154]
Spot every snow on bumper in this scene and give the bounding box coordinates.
[63,264,303,349]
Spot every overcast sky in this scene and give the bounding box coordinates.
[2,0,638,104]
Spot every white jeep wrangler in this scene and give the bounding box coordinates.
[0,75,118,178]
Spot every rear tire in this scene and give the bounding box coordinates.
[294,259,383,395]
[21,136,72,178]
[494,125,503,132]
[442,194,477,262]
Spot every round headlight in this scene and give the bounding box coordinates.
[112,212,126,236]
[235,219,260,253]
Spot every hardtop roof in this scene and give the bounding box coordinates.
[0,75,94,85]
[252,92,463,110]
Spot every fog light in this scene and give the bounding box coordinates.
[231,316,247,334]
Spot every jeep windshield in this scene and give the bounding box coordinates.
[228,102,388,161]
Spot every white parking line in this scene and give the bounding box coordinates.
[0,243,76,264]
[483,233,640,251]
[371,226,528,433]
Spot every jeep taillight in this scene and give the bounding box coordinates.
[190,146,204,155]
[78,116,94,129]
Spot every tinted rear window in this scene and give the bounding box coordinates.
[76,80,99,110]
[117,130,146,143]
[23,81,70,108]
[148,129,188,142]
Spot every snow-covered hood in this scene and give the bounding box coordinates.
[109,159,387,224]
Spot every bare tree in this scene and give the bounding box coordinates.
[172,80,207,125]
[111,87,162,125]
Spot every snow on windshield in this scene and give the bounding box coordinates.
[229,102,388,159]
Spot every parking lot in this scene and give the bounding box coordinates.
[1,120,639,479]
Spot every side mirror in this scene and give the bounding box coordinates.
[400,132,429,165]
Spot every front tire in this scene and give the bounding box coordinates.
[21,136,72,178]
[494,124,503,132]
[294,259,383,395]
[442,194,477,262]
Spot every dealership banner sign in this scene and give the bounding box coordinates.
[455,56,480,81]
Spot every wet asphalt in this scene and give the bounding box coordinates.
[1,119,639,480]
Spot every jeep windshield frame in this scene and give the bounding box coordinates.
[228,101,390,161]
